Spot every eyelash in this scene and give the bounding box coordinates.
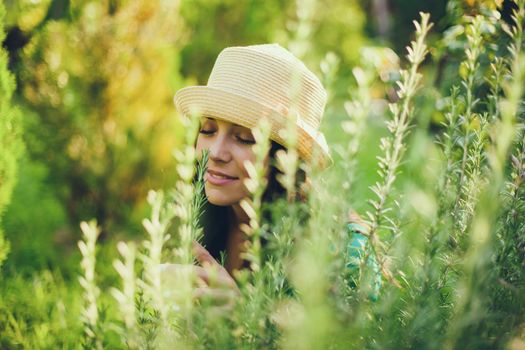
[198,129,255,145]
[199,129,214,135]
[236,137,255,145]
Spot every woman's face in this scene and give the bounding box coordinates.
[196,117,263,207]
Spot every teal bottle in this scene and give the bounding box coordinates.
[346,223,382,301]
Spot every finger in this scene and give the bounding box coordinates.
[192,241,239,292]
[159,263,211,286]
[194,265,238,290]
[347,208,361,223]
[192,265,211,285]
[192,241,223,269]
[347,209,371,232]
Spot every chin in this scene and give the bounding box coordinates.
[205,188,242,207]
[207,197,231,206]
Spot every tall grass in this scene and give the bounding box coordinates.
[2,2,525,349]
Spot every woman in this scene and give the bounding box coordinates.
[170,44,378,308]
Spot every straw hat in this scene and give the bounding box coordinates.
[174,43,331,167]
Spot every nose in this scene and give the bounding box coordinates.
[208,134,231,163]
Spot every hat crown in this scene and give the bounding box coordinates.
[206,44,327,132]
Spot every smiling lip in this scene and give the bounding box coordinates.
[206,169,238,186]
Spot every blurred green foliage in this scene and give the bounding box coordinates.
[1,0,525,349]
[1,0,369,271]
[4,0,190,271]
[179,0,366,83]
[0,1,24,268]
[0,0,510,283]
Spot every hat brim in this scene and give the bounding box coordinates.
[174,86,331,168]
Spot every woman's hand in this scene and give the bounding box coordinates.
[191,241,240,310]
[160,241,239,314]
[347,208,371,234]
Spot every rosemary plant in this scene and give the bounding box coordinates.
[454,14,486,240]
[9,2,525,349]
[167,112,204,320]
[171,112,203,264]
[487,57,506,120]
[340,65,373,193]
[78,220,102,349]
[232,118,273,348]
[138,190,174,321]
[111,241,138,349]
[239,118,272,273]
[275,109,300,202]
[490,131,525,345]
[277,0,319,200]
[365,12,433,283]
[444,1,525,347]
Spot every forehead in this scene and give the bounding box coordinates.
[201,117,250,131]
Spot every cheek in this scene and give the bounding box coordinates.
[236,149,258,177]
[195,136,204,153]
[195,136,209,160]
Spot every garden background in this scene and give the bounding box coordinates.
[1,0,525,349]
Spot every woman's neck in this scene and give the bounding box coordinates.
[231,203,249,225]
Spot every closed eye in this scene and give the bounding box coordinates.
[199,129,215,135]
[236,135,256,145]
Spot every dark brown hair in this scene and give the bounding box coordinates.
[199,141,307,260]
